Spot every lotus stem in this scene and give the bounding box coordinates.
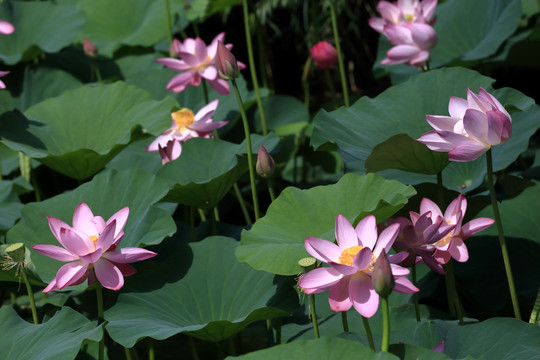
[341,311,349,332]
[233,183,252,224]
[96,280,105,360]
[329,0,349,107]
[308,294,320,339]
[164,0,173,47]
[444,261,464,325]
[324,69,338,109]
[412,262,421,322]
[242,0,268,135]
[486,149,521,319]
[381,296,390,351]
[21,267,38,324]
[362,316,376,351]
[231,78,261,220]
[302,56,312,109]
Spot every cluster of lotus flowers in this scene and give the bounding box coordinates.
[369,0,438,67]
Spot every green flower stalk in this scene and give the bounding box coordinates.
[372,251,395,351]
[299,257,320,339]
[328,1,349,107]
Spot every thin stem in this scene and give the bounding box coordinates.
[436,171,444,208]
[242,0,268,135]
[233,183,252,224]
[301,56,312,109]
[123,347,132,360]
[486,149,521,319]
[362,316,375,351]
[188,336,200,360]
[275,317,282,345]
[21,267,38,324]
[381,296,390,352]
[96,281,105,360]
[198,208,207,222]
[254,14,269,89]
[444,261,463,324]
[412,262,421,322]
[341,311,349,332]
[329,0,349,107]
[308,294,320,338]
[324,69,338,109]
[202,80,210,104]
[266,178,276,202]
[164,0,173,47]
[231,78,261,220]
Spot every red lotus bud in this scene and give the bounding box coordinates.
[371,251,395,297]
[215,40,239,80]
[83,38,98,58]
[310,41,338,69]
[256,145,275,178]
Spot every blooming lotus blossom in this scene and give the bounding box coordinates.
[298,214,418,318]
[32,203,157,292]
[0,20,15,35]
[145,100,226,164]
[417,88,512,161]
[380,23,437,66]
[368,0,437,33]
[0,71,9,89]
[389,211,456,274]
[310,41,338,69]
[418,195,494,264]
[156,33,245,95]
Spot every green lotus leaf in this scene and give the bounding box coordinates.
[0,2,85,65]
[105,236,288,346]
[157,134,279,210]
[6,168,175,283]
[227,336,399,360]
[236,173,416,275]
[311,67,538,193]
[0,306,102,360]
[389,343,452,360]
[0,81,178,179]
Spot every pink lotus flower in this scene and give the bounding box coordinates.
[156,33,245,95]
[389,211,456,274]
[310,41,338,69]
[380,23,437,66]
[298,214,418,318]
[32,203,157,292]
[417,88,512,161]
[418,195,494,264]
[369,0,437,33]
[0,71,9,89]
[0,20,15,35]
[145,100,227,163]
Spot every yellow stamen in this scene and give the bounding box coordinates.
[172,108,195,129]
[434,220,455,247]
[90,235,99,247]
[403,14,414,23]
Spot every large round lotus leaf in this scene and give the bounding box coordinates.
[0,180,23,231]
[476,182,540,242]
[157,134,279,210]
[311,67,538,193]
[388,343,451,360]
[0,2,85,65]
[105,236,288,346]
[236,173,416,275]
[0,81,177,179]
[6,168,175,283]
[77,0,183,57]
[227,336,399,360]
[0,306,102,360]
[373,0,522,73]
[253,95,309,136]
[444,318,540,359]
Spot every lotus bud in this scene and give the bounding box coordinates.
[371,250,395,297]
[215,40,239,80]
[310,41,338,69]
[83,38,98,58]
[256,145,275,178]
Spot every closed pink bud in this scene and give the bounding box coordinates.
[371,250,395,297]
[0,20,15,35]
[215,40,239,80]
[256,145,275,178]
[310,41,338,69]
[83,38,98,57]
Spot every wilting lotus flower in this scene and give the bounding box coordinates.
[310,41,338,69]
[417,88,512,161]
[145,100,227,163]
[381,23,437,66]
[0,20,15,35]
[298,214,418,318]
[419,195,494,264]
[32,203,157,292]
[389,211,456,274]
[0,71,9,89]
[156,33,245,95]
[369,0,437,33]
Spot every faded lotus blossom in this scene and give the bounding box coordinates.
[145,100,227,163]
[256,145,275,178]
[0,20,15,35]
[156,33,245,95]
[380,23,437,67]
[417,88,512,161]
[310,41,338,69]
[418,195,494,264]
[32,203,157,292]
[298,214,418,318]
[0,71,9,89]
[368,0,437,33]
[215,40,240,80]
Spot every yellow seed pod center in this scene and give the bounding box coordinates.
[172,108,195,129]
[338,246,364,266]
